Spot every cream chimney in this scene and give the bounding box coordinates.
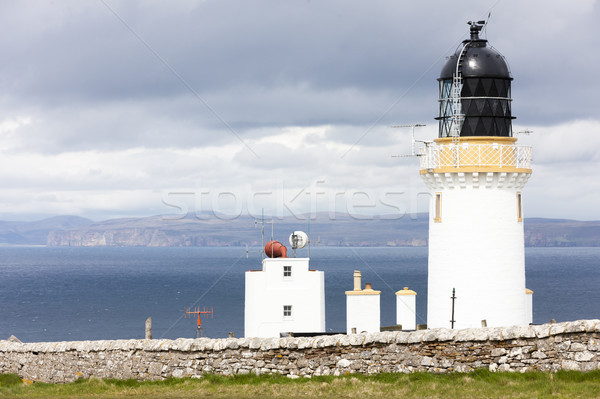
[353,270,362,291]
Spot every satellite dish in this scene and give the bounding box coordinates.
[289,231,308,250]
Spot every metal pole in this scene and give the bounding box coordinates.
[411,125,415,156]
[271,220,274,258]
[450,288,456,329]
[307,215,310,258]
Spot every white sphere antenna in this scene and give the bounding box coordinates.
[289,231,308,250]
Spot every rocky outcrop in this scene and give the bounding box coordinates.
[45,214,257,247]
[44,214,600,247]
[1,320,599,382]
[47,228,205,247]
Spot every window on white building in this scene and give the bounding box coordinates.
[434,193,442,223]
[283,265,292,278]
[283,305,292,318]
[517,192,523,222]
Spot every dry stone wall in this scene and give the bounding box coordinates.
[1,320,599,383]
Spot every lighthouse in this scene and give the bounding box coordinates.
[419,21,533,329]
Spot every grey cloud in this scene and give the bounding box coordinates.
[5,0,595,150]
[0,2,458,115]
[1,1,599,221]
[3,0,597,129]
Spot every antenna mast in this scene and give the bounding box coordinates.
[253,209,275,260]
[307,215,310,258]
[515,130,533,136]
[391,124,428,157]
[184,306,213,338]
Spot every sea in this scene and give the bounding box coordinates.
[0,246,598,343]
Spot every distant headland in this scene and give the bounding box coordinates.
[1,213,599,247]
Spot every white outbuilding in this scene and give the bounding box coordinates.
[396,287,417,330]
[244,240,325,338]
[345,271,381,334]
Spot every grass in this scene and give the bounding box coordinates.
[1,370,600,398]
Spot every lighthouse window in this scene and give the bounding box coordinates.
[434,193,442,223]
[517,192,523,222]
[283,265,292,278]
[283,305,292,318]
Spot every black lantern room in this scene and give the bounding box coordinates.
[436,21,515,138]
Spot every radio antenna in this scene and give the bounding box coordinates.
[253,209,275,259]
[391,124,430,158]
[184,306,213,338]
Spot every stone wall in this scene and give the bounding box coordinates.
[1,320,599,383]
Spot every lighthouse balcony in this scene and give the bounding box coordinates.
[419,140,532,173]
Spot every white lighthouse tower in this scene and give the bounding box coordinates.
[419,21,533,329]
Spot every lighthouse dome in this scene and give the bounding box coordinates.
[436,22,515,138]
[440,40,511,80]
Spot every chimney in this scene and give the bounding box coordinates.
[353,270,362,291]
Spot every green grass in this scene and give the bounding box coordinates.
[1,370,600,398]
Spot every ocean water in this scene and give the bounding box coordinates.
[0,246,598,342]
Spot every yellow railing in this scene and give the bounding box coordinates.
[419,143,532,170]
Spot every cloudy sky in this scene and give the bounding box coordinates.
[1,0,599,221]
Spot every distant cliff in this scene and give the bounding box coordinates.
[46,215,255,247]
[45,214,600,247]
[45,214,430,247]
[2,213,599,247]
[0,216,93,245]
[523,218,600,247]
